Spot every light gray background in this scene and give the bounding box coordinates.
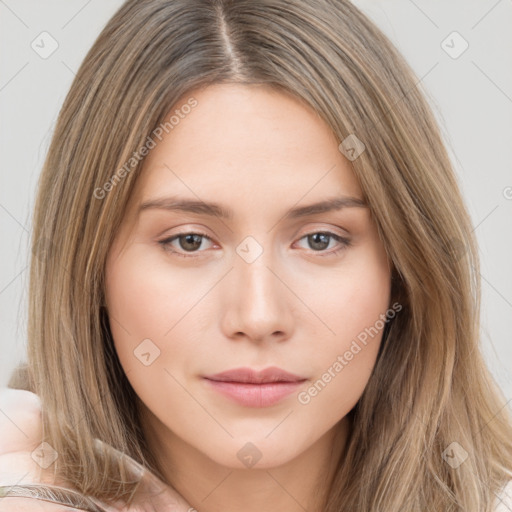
[1,1,511,408]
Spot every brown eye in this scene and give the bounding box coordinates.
[295,231,351,257]
[307,233,331,250]
[176,234,204,252]
[159,231,214,257]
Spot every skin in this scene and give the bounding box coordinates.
[104,83,392,512]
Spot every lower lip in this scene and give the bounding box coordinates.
[203,378,306,408]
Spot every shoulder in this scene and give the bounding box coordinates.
[0,387,49,489]
[0,387,43,456]
[495,478,512,511]
[0,389,113,510]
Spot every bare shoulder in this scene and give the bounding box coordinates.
[0,387,43,456]
[0,388,50,489]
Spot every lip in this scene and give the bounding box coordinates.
[202,366,307,408]
[204,366,306,384]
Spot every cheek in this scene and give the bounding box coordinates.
[106,241,198,327]
[104,246,185,376]
[302,240,391,401]
[104,243,220,392]
[318,240,391,342]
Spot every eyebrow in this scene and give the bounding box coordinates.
[138,195,367,220]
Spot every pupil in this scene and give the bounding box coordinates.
[181,234,202,251]
[309,233,329,250]
[177,233,331,252]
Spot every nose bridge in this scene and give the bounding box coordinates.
[221,234,293,341]
[235,236,283,312]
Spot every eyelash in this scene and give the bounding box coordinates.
[158,230,351,259]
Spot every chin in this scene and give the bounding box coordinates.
[199,435,305,470]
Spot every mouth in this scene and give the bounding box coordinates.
[202,366,307,407]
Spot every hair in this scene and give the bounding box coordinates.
[9,0,512,510]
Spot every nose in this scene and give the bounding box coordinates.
[219,243,295,344]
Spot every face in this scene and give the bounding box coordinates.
[105,83,391,472]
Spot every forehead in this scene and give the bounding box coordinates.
[131,83,363,216]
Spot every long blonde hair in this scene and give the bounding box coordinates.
[10,0,512,510]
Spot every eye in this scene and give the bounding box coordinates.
[158,231,215,258]
[158,230,351,258]
[295,231,351,257]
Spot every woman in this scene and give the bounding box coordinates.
[1,0,511,510]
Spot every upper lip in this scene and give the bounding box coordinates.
[203,366,307,384]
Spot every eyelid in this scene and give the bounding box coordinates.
[158,229,215,257]
[293,231,351,258]
[158,227,351,258]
